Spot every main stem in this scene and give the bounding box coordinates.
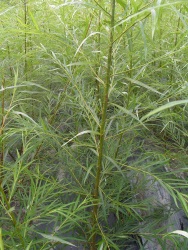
[91,1,115,249]
[0,77,5,171]
[24,0,28,81]
[95,6,102,99]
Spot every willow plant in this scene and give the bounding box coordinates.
[91,1,116,249]
[1,0,188,249]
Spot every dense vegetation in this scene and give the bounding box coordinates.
[1,0,188,249]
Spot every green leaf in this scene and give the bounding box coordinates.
[13,111,38,125]
[151,8,157,39]
[117,0,125,8]
[28,10,39,30]
[37,233,75,246]
[0,6,14,16]
[139,21,147,60]
[124,77,162,95]
[177,192,188,215]
[61,130,99,147]
[112,103,148,129]
[140,100,188,121]
[105,156,125,177]
[170,230,188,238]
[25,241,33,250]
[75,32,101,56]
[0,82,49,92]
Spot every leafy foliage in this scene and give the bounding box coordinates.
[0,0,188,249]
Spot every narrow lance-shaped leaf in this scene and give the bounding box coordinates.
[28,10,39,30]
[124,77,162,94]
[0,6,14,16]
[13,111,38,125]
[140,100,188,122]
[151,8,157,39]
[139,21,147,59]
[115,1,187,28]
[25,241,33,250]
[112,103,148,129]
[37,233,75,246]
[168,230,188,238]
[61,130,99,147]
[75,32,101,56]
[0,83,49,92]
[117,0,125,9]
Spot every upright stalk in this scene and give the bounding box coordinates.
[126,26,133,107]
[0,77,5,176]
[91,1,115,249]
[95,6,102,99]
[24,0,28,80]
[7,45,13,77]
